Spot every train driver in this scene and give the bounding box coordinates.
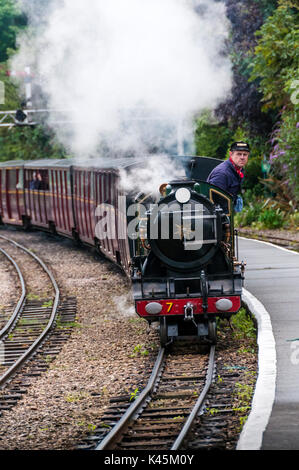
[207,141,250,212]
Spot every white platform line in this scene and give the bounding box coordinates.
[236,288,277,450]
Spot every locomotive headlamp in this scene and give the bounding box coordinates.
[145,302,163,315]
[215,298,233,311]
[175,188,191,204]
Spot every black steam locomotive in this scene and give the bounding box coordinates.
[129,156,244,345]
[0,155,244,345]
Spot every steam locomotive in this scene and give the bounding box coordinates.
[0,155,244,345]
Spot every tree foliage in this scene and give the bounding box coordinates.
[0,125,68,162]
[194,111,233,159]
[215,0,277,135]
[250,4,299,112]
[0,0,26,62]
[250,2,299,201]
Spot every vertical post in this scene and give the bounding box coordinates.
[177,119,184,155]
[0,81,4,105]
[24,66,32,108]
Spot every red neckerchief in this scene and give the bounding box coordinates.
[229,157,244,179]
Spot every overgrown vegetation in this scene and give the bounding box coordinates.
[213,308,257,433]
[233,375,256,430]
[230,308,257,433]
[235,197,299,230]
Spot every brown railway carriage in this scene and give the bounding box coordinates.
[72,161,131,270]
[0,158,131,273]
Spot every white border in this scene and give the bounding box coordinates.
[236,288,277,450]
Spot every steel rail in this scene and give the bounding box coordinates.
[0,235,60,387]
[171,344,216,450]
[96,347,165,450]
[0,247,26,339]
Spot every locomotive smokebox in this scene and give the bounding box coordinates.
[146,182,223,272]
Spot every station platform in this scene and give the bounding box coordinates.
[236,237,299,450]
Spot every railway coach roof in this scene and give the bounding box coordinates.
[0,159,71,168]
[0,157,141,170]
[24,159,73,168]
[0,160,27,167]
[0,155,223,179]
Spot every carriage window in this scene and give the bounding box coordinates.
[26,170,49,190]
[16,169,24,190]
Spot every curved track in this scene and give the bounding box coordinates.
[0,245,26,337]
[0,235,60,388]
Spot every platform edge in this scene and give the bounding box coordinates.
[236,288,277,450]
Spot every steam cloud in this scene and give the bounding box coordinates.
[13,0,232,159]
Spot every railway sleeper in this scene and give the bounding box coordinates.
[117,439,173,449]
[134,417,185,425]
[153,392,199,399]
[125,431,182,440]
[136,410,191,419]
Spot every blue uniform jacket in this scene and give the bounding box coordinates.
[207,159,242,201]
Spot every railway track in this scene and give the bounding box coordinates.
[0,235,76,411]
[78,344,216,451]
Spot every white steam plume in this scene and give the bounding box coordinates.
[13,0,232,164]
[119,154,186,196]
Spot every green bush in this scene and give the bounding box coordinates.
[234,196,296,230]
[258,207,285,229]
[235,200,264,227]
[250,4,299,112]
[231,307,256,342]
